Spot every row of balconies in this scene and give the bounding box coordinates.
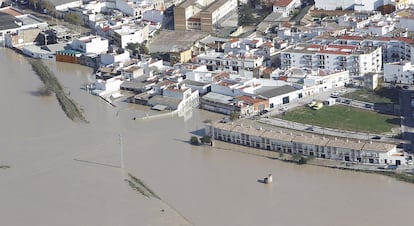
[214,134,382,161]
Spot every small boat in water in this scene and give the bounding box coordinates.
[264,174,272,184]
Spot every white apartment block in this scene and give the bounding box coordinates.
[196,51,264,78]
[206,121,410,166]
[315,0,395,11]
[312,35,414,65]
[281,43,382,77]
[70,35,109,54]
[384,61,414,84]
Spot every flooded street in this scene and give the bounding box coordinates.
[1,48,414,226]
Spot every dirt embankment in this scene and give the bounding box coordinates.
[29,59,88,123]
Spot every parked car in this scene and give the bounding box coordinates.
[304,126,314,131]
[365,103,373,109]
[403,85,409,89]
[308,101,316,108]
[343,99,351,104]
[330,91,339,98]
[371,136,381,140]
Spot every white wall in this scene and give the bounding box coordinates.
[55,0,82,11]
[100,51,130,65]
[71,36,109,54]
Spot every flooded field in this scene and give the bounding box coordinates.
[1,48,414,226]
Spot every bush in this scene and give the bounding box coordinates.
[36,85,52,96]
[292,154,307,164]
[200,135,211,144]
[190,136,200,145]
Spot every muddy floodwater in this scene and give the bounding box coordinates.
[1,48,414,226]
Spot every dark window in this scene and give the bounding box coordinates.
[282,96,290,104]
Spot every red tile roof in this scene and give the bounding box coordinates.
[235,95,266,104]
[274,0,294,7]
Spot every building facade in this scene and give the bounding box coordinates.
[206,121,409,166]
[281,43,382,77]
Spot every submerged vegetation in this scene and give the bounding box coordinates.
[29,59,88,123]
[125,173,160,199]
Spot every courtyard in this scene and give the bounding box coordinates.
[280,105,399,134]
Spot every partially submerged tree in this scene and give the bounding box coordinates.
[190,136,200,145]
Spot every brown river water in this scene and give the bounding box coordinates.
[1,48,414,226]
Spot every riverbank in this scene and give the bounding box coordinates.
[29,59,88,123]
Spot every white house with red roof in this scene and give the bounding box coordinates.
[273,0,300,17]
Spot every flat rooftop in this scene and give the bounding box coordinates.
[0,12,21,30]
[148,30,209,53]
[16,14,45,26]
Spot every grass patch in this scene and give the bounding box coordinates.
[281,105,399,134]
[343,87,399,104]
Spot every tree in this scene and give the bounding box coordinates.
[64,13,82,26]
[125,42,149,58]
[230,111,240,121]
[292,154,307,164]
[238,3,257,26]
[190,136,200,145]
[200,135,211,144]
[40,0,54,15]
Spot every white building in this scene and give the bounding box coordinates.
[312,35,414,65]
[0,7,47,45]
[122,65,144,79]
[315,0,395,11]
[142,9,164,24]
[281,43,382,77]
[70,35,109,54]
[112,23,149,48]
[254,85,301,109]
[100,51,131,66]
[384,61,414,84]
[272,0,300,17]
[196,51,264,78]
[115,0,165,17]
[303,70,350,95]
[206,121,410,166]
[94,75,124,94]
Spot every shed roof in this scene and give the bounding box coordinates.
[255,85,298,98]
